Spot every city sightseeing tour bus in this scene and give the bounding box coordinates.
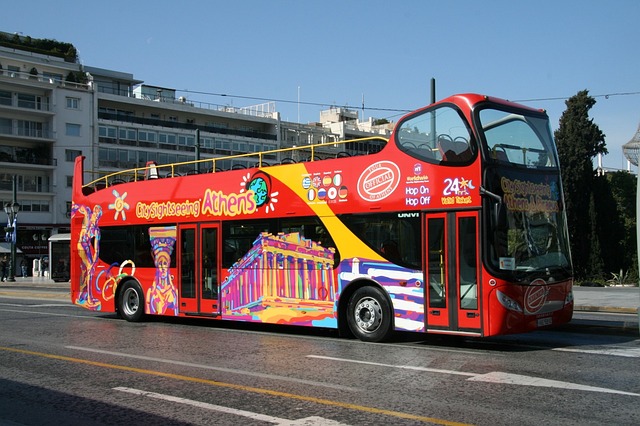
[70,93,573,342]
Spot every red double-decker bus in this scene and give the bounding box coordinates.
[70,93,573,342]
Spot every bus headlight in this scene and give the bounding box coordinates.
[496,290,523,313]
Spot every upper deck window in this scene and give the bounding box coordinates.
[479,109,557,168]
[396,105,475,165]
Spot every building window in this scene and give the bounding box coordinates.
[159,133,176,145]
[99,125,117,139]
[202,137,214,149]
[0,118,11,135]
[18,120,44,138]
[119,128,136,141]
[17,93,36,109]
[19,200,50,213]
[66,123,81,137]
[66,97,80,109]
[138,130,156,142]
[0,90,11,106]
[177,135,195,146]
[66,176,73,187]
[65,149,82,162]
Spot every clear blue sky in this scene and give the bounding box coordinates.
[4,0,640,169]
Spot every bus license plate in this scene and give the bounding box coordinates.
[537,317,552,327]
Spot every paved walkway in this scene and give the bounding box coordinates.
[573,285,639,314]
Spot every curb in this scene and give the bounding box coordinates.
[574,305,638,314]
[0,290,70,301]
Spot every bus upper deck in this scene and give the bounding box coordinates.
[82,136,389,193]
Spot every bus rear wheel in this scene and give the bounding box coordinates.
[118,281,145,322]
[347,286,392,342]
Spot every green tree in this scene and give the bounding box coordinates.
[555,90,607,279]
[592,174,624,276]
[587,192,604,279]
[604,171,638,279]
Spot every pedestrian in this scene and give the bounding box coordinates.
[1,255,8,282]
[20,258,28,278]
[41,257,48,278]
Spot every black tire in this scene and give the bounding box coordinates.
[346,286,393,342]
[118,281,145,322]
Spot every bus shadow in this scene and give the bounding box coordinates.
[0,378,191,425]
[95,314,638,352]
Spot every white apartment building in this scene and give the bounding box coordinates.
[0,34,391,267]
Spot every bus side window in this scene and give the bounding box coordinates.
[339,212,421,268]
[222,221,273,268]
[280,217,340,266]
[438,135,472,163]
[380,240,401,263]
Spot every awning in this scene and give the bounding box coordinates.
[0,243,23,254]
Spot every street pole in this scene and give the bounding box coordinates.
[195,128,200,173]
[9,177,15,281]
[4,176,19,282]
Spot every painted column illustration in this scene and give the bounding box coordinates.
[146,226,179,315]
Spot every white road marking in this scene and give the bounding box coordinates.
[553,346,640,358]
[114,387,348,425]
[307,355,476,376]
[467,372,640,396]
[68,346,357,392]
[308,355,640,397]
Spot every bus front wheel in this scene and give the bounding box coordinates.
[118,281,145,322]
[347,286,392,342]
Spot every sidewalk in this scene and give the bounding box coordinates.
[0,276,70,300]
[572,285,639,314]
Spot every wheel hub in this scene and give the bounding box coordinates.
[354,297,382,332]
[123,288,139,316]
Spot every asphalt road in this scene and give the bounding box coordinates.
[0,291,639,425]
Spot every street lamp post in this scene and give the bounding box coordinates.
[3,176,20,282]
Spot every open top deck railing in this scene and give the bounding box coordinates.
[83,136,388,191]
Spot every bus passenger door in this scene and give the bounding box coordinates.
[424,212,481,332]
[178,224,220,316]
[425,214,450,328]
[200,224,220,314]
[455,212,480,331]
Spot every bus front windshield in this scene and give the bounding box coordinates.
[480,109,557,168]
[479,108,572,283]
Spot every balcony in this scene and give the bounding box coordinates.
[0,148,56,167]
[98,112,277,141]
[0,180,52,193]
[0,125,54,141]
[0,69,89,91]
